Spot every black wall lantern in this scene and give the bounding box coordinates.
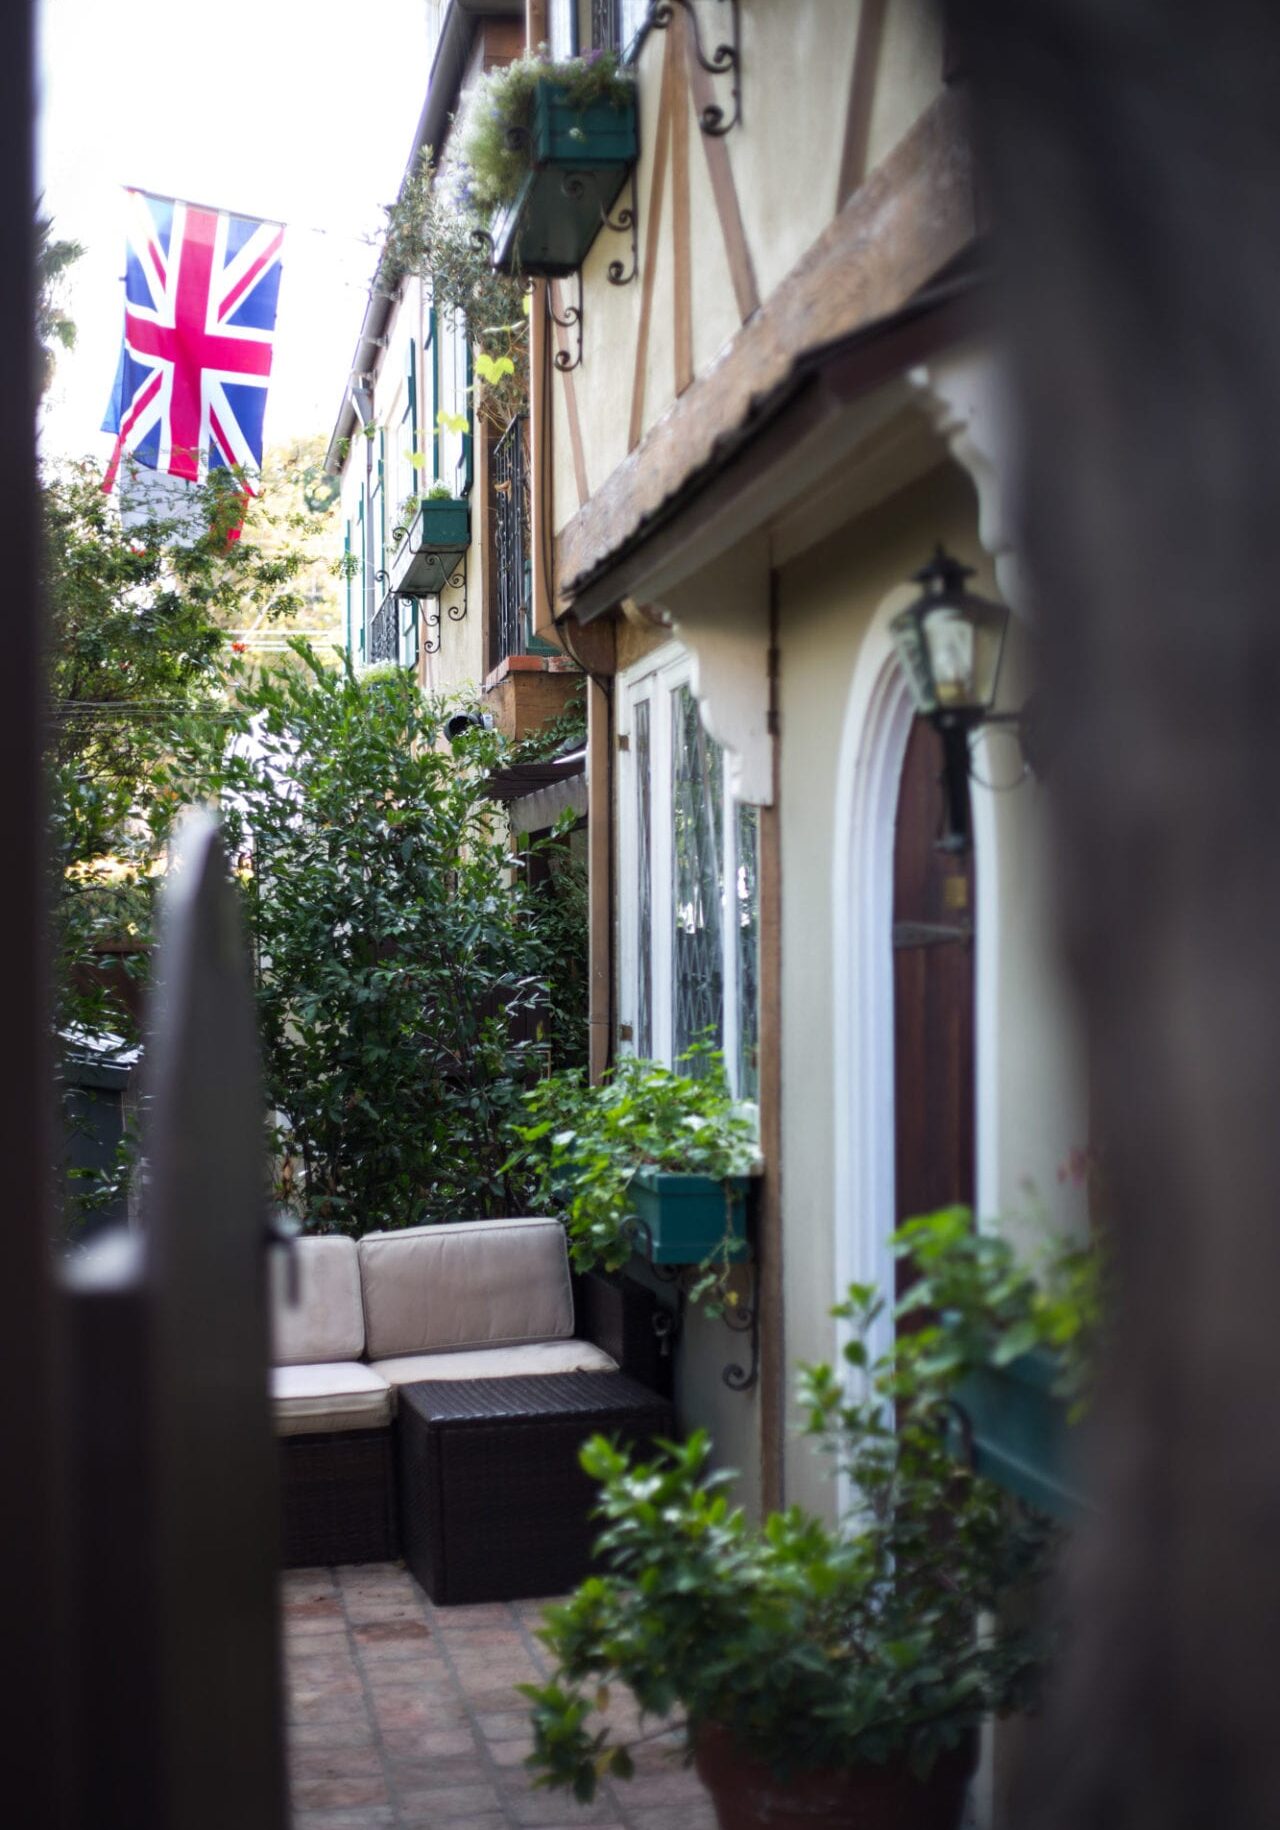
[890,545,1033,852]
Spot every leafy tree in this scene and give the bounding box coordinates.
[47,461,345,1237]
[47,460,336,1017]
[36,210,82,398]
[157,646,578,1234]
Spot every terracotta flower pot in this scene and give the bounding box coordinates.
[692,1721,975,1830]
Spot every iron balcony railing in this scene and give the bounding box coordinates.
[367,591,399,665]
[592,0,621,52]
[493,415,530,667]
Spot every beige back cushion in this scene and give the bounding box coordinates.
[357,1217,573,1360]
[271,1235,365,1365]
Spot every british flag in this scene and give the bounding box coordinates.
[103,189,285,493]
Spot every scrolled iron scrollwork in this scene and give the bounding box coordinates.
[547,272,584,373]
[556,169,639,286]
[603,170,639,287]
[721,1284,760,1392]
[419,603,444,656]
[648,0,741,136]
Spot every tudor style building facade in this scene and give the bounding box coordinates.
[519,0,1089,1530]
[327,0,1089,1556]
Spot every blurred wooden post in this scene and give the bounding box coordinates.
[0,0,70,1818]
[958,1,1280,1823]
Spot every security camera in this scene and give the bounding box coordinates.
[444,710,493,742]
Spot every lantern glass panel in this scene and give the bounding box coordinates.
[890,606,938,714]
[921,595,1006,713]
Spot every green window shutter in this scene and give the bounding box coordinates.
[343,518,353,656]
[357,501,367,659]
[374,430,387,578]
[461,341,474,497]
[408,338,418,455]
[428,305,440,483]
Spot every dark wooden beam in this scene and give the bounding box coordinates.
[837,0,890,207]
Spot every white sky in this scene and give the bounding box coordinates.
[36,0,432,463]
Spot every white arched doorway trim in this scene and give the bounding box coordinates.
[830,599,915,1377]
[830,586,1005,1376]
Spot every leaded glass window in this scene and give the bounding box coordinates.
[736,803,760,1102]
[672,683,724,1061]
[635,697,653,1057]
[618,647,759,1108]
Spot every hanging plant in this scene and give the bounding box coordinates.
[377,148,528,429]
[462,49,636,214]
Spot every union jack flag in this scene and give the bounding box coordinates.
[103,189,285,493]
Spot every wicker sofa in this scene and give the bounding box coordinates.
[271,1217,669,1581]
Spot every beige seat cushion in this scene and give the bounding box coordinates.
[272,1361,392,1437]
[272,1235,365,1365]
[370,1339,618,1387]
[357,1217,574,1360]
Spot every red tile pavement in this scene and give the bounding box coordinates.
[283,1564,718,1830]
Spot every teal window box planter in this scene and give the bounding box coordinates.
[490,80,638,278]
[952,1346,1086,1521]
[628,1168,750,1267]
[389,497,470,597]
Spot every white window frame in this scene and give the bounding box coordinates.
[549,0,577,57]
[616,641,756,1096]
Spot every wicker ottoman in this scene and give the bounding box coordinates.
[279,1428,398,1568]
[395,1372,673,1605]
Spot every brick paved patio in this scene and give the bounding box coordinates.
[283,1563,718,1829]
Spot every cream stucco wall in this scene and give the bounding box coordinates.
[336,271,488,695]
[552,0,948,537]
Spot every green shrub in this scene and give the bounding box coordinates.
[158,644,582,1233]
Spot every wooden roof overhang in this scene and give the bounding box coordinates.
[562,268,988,628]
[481,748,588,833]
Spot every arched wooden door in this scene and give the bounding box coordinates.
[892,718,976,1287]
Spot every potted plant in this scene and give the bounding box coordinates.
[521,1210,1075,1828]
[389,481,470,597]
[463,50,638,277]
[507,1049,759,1277]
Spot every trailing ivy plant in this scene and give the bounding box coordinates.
[522,1208,1072,1803]
[378,148,527,431]
[153,645,583,1234]
[509,686,587,763]
[463,49,635,213]
[505,1048,758,1284]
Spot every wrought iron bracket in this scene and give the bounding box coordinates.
[648,0,741,136]
[548,272,584,372]
[622,1214,759,1391]
[556,168,638,286]
[622,1215,684,1284]
[419,549,469,656]
[602,168,639,287]
[720,1268,759,1392]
